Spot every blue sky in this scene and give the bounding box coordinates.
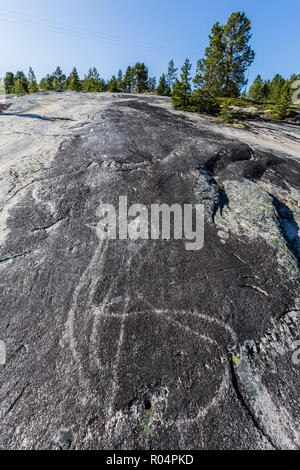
[0,0,299,88]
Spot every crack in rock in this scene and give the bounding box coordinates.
[232,300,300,450]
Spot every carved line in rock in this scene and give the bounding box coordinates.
[65,221,237,432]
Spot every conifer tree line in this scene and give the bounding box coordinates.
[2,11,299,120]
[3,63,155,95]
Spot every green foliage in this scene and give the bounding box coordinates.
[108,75,119,92]
[190,89,220,115]
[1,6,294,122]
[148,76,157,93]
[40,74,55,91]
[217,96,266,108]
[156,74,168,96]
[171,59,192,110]
[13,79,28,95]
[268,74,285,103]
[194,22,225,95]
[82,67,103,92]
[4,72,15,94]
[117,69,123,91]
[28,67,39,93]
[167,59,177,91]
[13,71,29,95]
[248,75,264,103]
[247,74,291,105]
[66,67,82,91]
[53,66,66,90]
[247,75,271,104]
[290,73,300,82]
[195,11,254,98]
[122,66,134,93]
[143,425,154,437]
[232,355,240,366]
[218,99,235,122]
[40,67,66,91]
[261,80,271,103]
[132,62,149,93]
[223,11,255,97]
[272,81,292,120]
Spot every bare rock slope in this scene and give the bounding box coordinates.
[0,91,299,450]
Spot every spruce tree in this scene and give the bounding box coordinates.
[28,67,39,93]
[108,75,119,92]
[122,66,134,93]
[4,72,14,94]
[261,80,271,103]
[53,67,66,90]
[156,74,168,96]
[117,69,123,91]
[66,68,82,91]
[148,77,157,92]
[13,71,29,94]
[82,68,101,92]
[171,59,192,110]
[269,74,285,103]
[13,80,27,95]
[219,99,235,122]
[190,89,220,115]
[132,62,148,93]
[248,75,264,103]
[40,74,55,91]
[272,81,292,120]
[99,78,107,92]
[167,59,178,91]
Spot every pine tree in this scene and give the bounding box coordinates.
[219,99,235,122]
[53,67,66,90]
[290,73,300,82]
[66,67,82,91]
[272,81,292,120]
[148,77,157,93]
[261,80,271,103]
[4,72,14,94]
[13,80,27,95]
[117,69,123,91]
[13,71,29,94]
[82,67,102,92]
[108,75,119,92]
[171,59,192,110]
[122,66,134,93]
[40,74,55,91]
[28,67,39,93]
[222,12,255,97]
[167,59,178,91]
[248,75,264,103]
[190,89,220,115]
[195,12,254,97]
[132,62,148,93]
[194,22,225,95]
[269,74,285,103]
[156,74,168,96]
[99,78,107,92]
